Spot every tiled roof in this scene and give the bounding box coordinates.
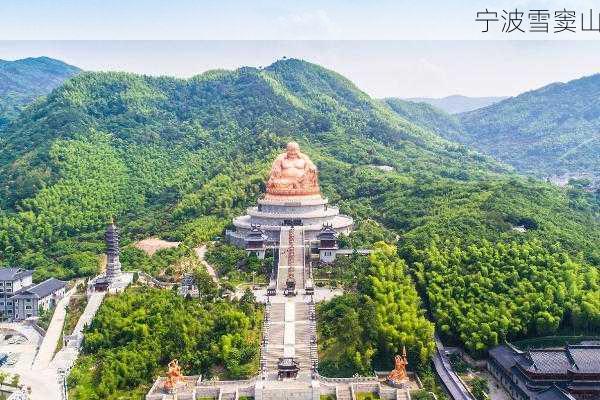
[516,345,600,374]
[10,278,66,300]
[489,343,522,370]
[0,268,33,281]
[566,345,600,373]
[524,349,573,374]
[535,385,576,400]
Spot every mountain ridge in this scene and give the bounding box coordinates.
[0,58,597,284]
[458,73,600,178]
[405,94,508,114]
[0,56,80,129]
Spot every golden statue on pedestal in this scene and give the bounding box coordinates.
[164,359,184,392]
[266,142,320,197]
[387,346,409,384]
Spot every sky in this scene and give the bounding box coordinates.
[2,0,600,40]
[1,1,599,98]
[1,40,599,98]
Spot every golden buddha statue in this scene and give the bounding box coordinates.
[164,359,184,392]
[387,346,409,384]
[266,142,320,197]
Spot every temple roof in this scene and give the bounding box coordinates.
[519,345,600,374]
[491,343,600,376]
[534,385,576,400]
[0,268,32,281]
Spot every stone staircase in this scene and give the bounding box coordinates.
[336,384,352,400]
[270,303,285,321]
[276,227,306,291]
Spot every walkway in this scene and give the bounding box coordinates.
[432,334,474,400]
[7,284,109,400]
[194,245,218,282]
[50,291,106,371]
[31,285,78,370]
[261,227,316,375]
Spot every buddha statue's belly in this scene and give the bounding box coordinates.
[280,158,306,179]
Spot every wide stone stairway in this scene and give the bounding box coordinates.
[261,226,317,375]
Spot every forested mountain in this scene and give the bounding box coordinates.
[0,58,598,358]
[405,95,507,114]
[459,74,600,178]
[383,98,465,143]
[0,58,515,279]
[0,57,80,129]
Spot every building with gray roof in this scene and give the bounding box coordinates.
[488,343,600,400]
[0,268,66,321]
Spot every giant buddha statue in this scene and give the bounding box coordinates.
[266,142,320,197]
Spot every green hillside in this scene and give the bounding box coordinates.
[0,56,80,129]
[459,74,600,178]
[0,59,598,358]
[383,98,466,143]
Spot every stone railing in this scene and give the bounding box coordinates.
[197,377,258,387]
[315,373,379,383]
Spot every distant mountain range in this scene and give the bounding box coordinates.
[386,75,600,180]
[0,57,80,128]
[459,74,600,179]
[405,95,508,114]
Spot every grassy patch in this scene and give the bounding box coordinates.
[356,393,381,400]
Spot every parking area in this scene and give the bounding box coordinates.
[0,324,42,371]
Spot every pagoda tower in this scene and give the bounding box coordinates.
[105,218,122,282]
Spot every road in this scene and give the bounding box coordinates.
[432,335,474,400]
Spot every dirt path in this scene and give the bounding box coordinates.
[194,245,218,282]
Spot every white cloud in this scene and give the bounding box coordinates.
[275,10,340,39]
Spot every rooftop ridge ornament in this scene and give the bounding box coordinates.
[266,142,320,198]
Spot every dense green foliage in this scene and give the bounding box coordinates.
[412,240,600,355]
[0,58,598,358]
[205,242,272,284]
[317,243,435,376]
[0,57,79,128]
[68,287,262,400]
[459,74,600,177]
[471,377,489,400]
[0,58,513,280]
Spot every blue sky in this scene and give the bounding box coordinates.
[2,0,599,40]
[1,2,599,97]
[1,40,599,98]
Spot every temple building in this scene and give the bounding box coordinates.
[227,142,353,247]
[488,343,600,400]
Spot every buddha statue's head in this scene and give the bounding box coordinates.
[286,141,300,159]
